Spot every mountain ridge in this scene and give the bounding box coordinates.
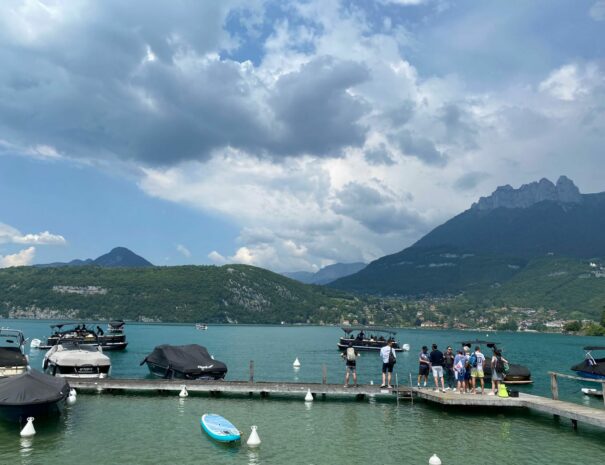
[36,247,153,268]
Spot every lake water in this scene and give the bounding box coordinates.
[1,320,604,465]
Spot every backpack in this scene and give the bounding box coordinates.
[346,347,356,362]
[388,348,396,364]
[495,356,505,374]
[469,353,478,368]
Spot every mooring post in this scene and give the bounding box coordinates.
[550,372,558,400]
[249,360,254,383]
[322,364,327,385]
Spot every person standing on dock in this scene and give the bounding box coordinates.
[454,349,466,393]
[342,343,359,388]
[429,344,446,392]
[417,346,430,388]
[490,349,508,396]
[471,346,486,394]
[380,340,396,388]
[443,346,456,391]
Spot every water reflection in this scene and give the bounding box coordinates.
[20,437,33,461]
[247,449,260,465]
[177,398,186,415]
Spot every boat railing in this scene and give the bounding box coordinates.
[548,371,605,406]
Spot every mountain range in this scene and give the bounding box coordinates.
[36,247,153,268]
[331,176,605,318]
[283,262,366,285]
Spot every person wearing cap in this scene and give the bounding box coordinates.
[417,345,430,388]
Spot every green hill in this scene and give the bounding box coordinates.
[0,264,416,325]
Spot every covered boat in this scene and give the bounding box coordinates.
[571,347,605,380]
[0,328,28,378]
[141,344,227,380]
[0,369,69,422]
[338,326,407,352]
[460,340,532,384]
[43,341,111,378]
[40,321,128,351]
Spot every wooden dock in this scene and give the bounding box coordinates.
[68,376,605,431]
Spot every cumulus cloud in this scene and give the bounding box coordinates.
[0,223,66,245]
[538,63,601,101]
[0,247,35,268]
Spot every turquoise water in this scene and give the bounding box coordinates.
[1,320,605,464]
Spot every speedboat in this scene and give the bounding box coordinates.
[0,369,69,422]
[40,321,128,351]
[195,323,208,330]
[141,344,227,380]
[43,341,111,378]
[571,346,605,379]
[337,326,407,352]
[460,340,532,384]
[0,328,28,378]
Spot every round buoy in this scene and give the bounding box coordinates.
[305,389,313,402]
[247,425,261,447]
[429,453,442,465]
[179,386,188,398]
[402,343,410,351]
[70,388,77,397]
[67,391,77,406]
[293,357,301,368]
[20,417,36,437]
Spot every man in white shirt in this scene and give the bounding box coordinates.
[379,340,396,388]
[471,346,486,395]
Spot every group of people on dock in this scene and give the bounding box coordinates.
[418,343,508,395]
[341,340,509,395]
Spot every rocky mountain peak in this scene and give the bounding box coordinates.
[472,176,582,211]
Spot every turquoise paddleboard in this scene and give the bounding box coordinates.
[200,414,241,443]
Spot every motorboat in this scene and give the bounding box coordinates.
[581,387,603,398]
[338,326,407,352]
[0,328,29,378]
[0,369,69,422]
[40,321,128,351]
[141,344,227,380]
[195,323,208,330]
[460,340,532,384]
[43,340,111,378]
[571,346,605,379]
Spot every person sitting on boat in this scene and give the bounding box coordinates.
[355,332,364,341]
[378,335,385,342]
[96,325,104,336]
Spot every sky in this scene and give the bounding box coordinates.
[0,0,604,271]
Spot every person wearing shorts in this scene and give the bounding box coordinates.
[429,343,446,392]
[453,349,466,393]
[417,346,430,388]
[342,343,359,387]
[463,346,472,392]
[471,346,486,394]
[380,340,396,388]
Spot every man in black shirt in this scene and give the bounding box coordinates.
[429,343,446,392]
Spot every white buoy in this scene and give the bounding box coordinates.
[70,388,77,397]
[293,357,301,368]
[402,343,410,351]
[247,425,261,447]
[370,380,374,385]
[20,417,36,437]
[67,390,77,405]
[429,453,442,465]
[30,339,41,349]
[304,389,313,402]
[179,386,188,398]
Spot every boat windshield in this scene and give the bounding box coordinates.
[0,328,25,348]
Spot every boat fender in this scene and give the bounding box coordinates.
[67,390,77,405]
[179,386,188,398]
[20,417,36,437]
[247,425,261,447]
[304,389,313,402]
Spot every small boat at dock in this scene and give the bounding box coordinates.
[141,344,227,380]
[40,321,128,351]
[43,340,111,379]
[0,328,28,378]
[460,340,532,384]
[571,347,605,380]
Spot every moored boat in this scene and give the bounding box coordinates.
[337,326,406,352]
[141,344,227,380]
[196,323,208,330]
[43,341,111,378]
[0,370,69,422]
[0,328,28,378]
[40,321,128,351]
[571,346,605,380]
[460,340,532,384]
